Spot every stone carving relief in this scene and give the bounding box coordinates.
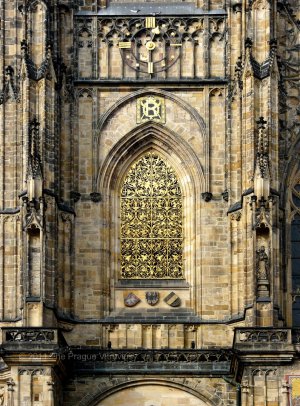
[0,66,19,104]
[256,246,269,280]
[23,199,43,231]
[137,96,166,124]
[72,349,233,363]
[78,29,93,49]
[230,211,242,222]
[20,40,55,82]
[255,117,269,179]
[5,329,55,342]
[6,379,15,406]
[19,368,45,376]
[238,328,288,343]
[146,292,159,306]
[253,200,271,229]
[28,118,43,182]
[256,246,270,297]
[124,292,141,307]
[164,292,181,307]
[242,37,277,79]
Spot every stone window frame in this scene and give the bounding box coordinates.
[287,167,300,327]
[98,122,204,311]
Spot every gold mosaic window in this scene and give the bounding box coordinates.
[120,152,183,279]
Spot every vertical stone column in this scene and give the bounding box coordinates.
[241,379,250,406]
[281,381,290,406]
[7,379,15,406]
[47,380,55,406]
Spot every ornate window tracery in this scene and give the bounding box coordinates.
[120,152,183,279]
[290,173,300,326]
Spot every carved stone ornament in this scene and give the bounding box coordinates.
[164,292,181,307]
[20,40,56,82]
[241,380,250,394]
[124,292,141,307]
[221,190,229,202]
[90,192,101,202]
[255,117,269,179]
[256,246,270,298]
[5,329,55,342]
[23,204,43,231]
[6,379,15,390]
[70,191,81,202]
[201,192,213,202]
[137,96,165,124]
[47,380,55,392]
[145,291,159,306]
[27,118,42,180]
[238,329,288,343]
[253,204,271,229]
[0,387,4,406]
[256,246,269,281]
[78,348,233,363]
[231,211,242,221]
[0,65,19,104]
[18,368,44,376]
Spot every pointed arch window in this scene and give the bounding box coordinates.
[291,180,300,326]
[120,152,183,279]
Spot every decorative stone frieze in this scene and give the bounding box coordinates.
[4,329,56,343]
[69,348,235,375]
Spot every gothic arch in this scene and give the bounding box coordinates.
[98,121,204,193]
[25,0,48,12]
[251,0,270,10]
[97,122,204,312]
[97,88,206,138]
[280,137,300,326]
[95,88,208,191]
[280,136,300,207]
[77,378,219,406]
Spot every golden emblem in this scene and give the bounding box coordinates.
[137,96,165,124]
[145,41,156,51]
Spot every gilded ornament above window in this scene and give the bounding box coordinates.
[120,152,183,279]
[137,96,166,124]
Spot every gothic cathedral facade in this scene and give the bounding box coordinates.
[0,0,299,405]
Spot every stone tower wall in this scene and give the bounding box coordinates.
[0,0,299,405]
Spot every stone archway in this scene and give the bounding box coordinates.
[95,384,209,406]
[97,122,205,315]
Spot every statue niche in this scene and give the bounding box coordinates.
[256,245,270,298]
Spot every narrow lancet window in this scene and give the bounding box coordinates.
[292,181,300,326]
[120,152,183,279]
